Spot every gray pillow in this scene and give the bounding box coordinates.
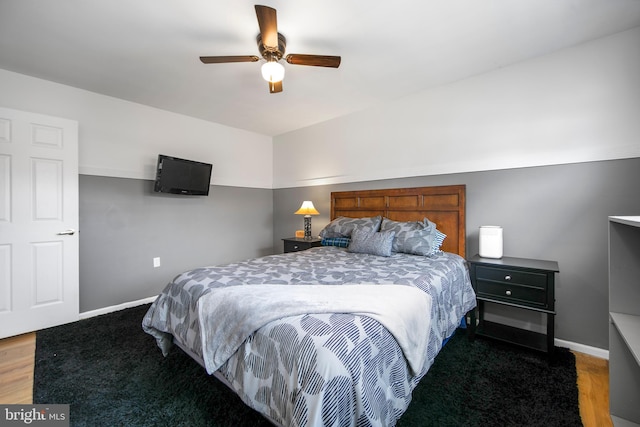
[396,228,438,256]
[380,217,437,254]
[319,215,382,238]
[347,228,395,257]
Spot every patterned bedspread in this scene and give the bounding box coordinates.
[143,246,476,427]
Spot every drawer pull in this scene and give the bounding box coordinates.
[504,275,512,281]
[505,290,512,296]
[293,245,299,249]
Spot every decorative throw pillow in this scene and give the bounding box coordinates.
[395,228,438,256]
[347,228,395,257]
[319,216,382,238]
[380,217,436,254]
[321,237,351,248]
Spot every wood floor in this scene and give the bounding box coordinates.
[0,332,612,426]
[574,351,612,427]
[0,332,35,405]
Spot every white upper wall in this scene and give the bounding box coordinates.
[0,69,273,189]
[273,27,640,189]
[2,26,639,191]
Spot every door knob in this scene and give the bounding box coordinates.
[57,229,76,236]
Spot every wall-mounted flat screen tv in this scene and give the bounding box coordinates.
[153,154,213,196]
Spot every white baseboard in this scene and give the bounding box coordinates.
[555,338,609,360]
[79,295,158,320]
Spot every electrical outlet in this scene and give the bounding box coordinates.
[153,257,161,268]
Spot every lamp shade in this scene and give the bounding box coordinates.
[261,60,285,83]
[294,201,319,216]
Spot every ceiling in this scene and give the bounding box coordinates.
[1,1,640,137]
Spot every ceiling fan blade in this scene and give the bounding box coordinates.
[269,80,283,94]
[255,5,278,50]
[200,55,260,64]
[285,54,341,68]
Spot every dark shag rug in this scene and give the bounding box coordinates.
[34,304,582,427]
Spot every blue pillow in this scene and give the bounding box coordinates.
[321,237,351,248]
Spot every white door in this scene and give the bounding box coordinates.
[0,107,79,338]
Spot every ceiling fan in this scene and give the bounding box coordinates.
[199,5,341,94]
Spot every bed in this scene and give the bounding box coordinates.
[143,185,476,427]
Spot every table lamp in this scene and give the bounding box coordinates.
[294,201,319,239]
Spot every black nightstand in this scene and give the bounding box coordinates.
[282,237,322,253]
[467,254,559,356]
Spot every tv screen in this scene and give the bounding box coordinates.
[153,154,213,196]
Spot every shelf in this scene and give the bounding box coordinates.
[468,254,559,272]
[609,216,640,228]
[610,312,640,366]
[609,216,640,426]
[476,320,549,353]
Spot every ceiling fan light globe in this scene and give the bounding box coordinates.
[261,61,285,83]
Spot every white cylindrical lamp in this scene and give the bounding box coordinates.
[479,226,503,259]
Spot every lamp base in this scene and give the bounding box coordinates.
[303,216,312,239]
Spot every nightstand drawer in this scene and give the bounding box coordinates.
[475,266,547,289]
[284,241,308,252]
[476,279,547,306]
[282,238,322,253]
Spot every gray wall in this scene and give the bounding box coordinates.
[79,175,273,312]
[78,157,640,349]
[273,158,640,350]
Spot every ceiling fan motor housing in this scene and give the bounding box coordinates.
[257,33,287,61]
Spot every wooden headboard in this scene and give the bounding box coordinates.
[330,185,466,257]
